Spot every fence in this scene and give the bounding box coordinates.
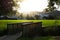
[7,22,42,35]
[7,23,22,35]
[22,22,42,37]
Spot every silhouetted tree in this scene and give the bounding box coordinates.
[0,0,16,16]
[48,0,60,11]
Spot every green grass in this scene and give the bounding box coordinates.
[0,20,60,40]
[0,20,60,31]
[17,36,55,40]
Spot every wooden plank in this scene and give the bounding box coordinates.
[7,23,22,35]
[7,22,42,36]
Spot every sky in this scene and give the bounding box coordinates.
[17,0,48,13]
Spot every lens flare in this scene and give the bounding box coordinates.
[19,0,48,13]
[13,0,48,17]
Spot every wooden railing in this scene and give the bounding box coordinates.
[7,22,42,35]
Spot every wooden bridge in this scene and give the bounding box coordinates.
[7,22,42,35]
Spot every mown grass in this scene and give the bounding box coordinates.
[0,20,60,31]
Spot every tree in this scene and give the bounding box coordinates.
[45,0,60,12]
[45,0,56,12]
[49,0,60,6]
[0,0,16,16]
[34,15,40,19]
[48,0,60,10]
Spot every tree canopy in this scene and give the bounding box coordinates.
[0,0,16,16]
[0,0,60,16]
[48,0,60,11]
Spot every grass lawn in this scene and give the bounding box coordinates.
[0,20,60,40]
[0,20,60,31]
[17,36,55,40]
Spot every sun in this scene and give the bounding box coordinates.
[18,0,48,13]
[13,0,48,15]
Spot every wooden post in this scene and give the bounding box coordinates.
[7,23,22,35]
[7,24,14,35]
[17,23,22,32]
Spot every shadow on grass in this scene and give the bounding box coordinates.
[17,36,55,40]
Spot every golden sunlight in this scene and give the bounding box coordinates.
[18,0,48,13]
[13,0,48,16]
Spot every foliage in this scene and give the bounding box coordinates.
[49,0,60,5]
[45,0,60,12]
[0,0,16,16]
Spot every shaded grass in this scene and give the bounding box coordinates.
[17,36,55,40]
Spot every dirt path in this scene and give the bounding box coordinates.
[0,32,22,40]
